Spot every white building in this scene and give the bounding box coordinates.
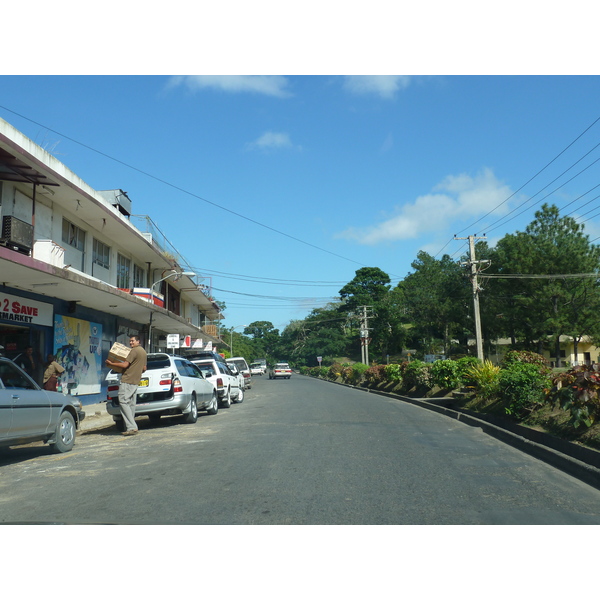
[0,117,222,402]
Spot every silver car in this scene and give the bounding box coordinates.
[106,353,217,428]
[0,357,84,453]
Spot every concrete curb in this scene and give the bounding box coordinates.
[310,376,600,491]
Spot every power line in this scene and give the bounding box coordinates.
[453,115,600,238]
[0,104,368,268]
[485,155,600,235]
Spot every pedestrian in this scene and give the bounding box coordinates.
[15,345,36,379]
[42,354,65,391]
[105,335,147,436]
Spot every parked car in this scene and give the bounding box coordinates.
[226,363,246,401]
[250,362,265,375]
[269,362,293,379]
[227,357,252,389]
[106,353,217,428]
[0,357,85,453]
[190,356,242,407]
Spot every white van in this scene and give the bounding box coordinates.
[227,357,251,389]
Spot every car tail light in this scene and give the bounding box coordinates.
[173,377,183,393]
[107,384,119,400]
[159,378,172,385]
[216,377,224,389]
[243,373,250,379]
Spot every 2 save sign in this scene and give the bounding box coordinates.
[0,293,53,326]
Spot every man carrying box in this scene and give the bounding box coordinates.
[105,335,147,436]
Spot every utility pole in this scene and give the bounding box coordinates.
[359,305,373,365]
[455,235,489,361]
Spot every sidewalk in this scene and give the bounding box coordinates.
[79,401,115,433]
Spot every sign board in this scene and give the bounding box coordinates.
[317,356,322,365]
[167,334,179,349]
[0,292,53,326]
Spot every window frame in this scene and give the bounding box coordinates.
[92,238,110,269]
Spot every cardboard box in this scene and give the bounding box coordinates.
[107,342,130,373]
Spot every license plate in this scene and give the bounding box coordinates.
[139,378,149,387]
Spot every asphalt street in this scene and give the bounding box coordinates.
[1,375,600,524]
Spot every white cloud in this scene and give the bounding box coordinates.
[380,132,394,154]
[246,131,301,152]
[167,75,291,97]
[343,76,411,99]
[337,168,515,245]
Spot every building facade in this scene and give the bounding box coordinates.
[0,117,222,404]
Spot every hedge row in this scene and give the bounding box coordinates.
[300,351,600,429]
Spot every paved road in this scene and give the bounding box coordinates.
[1,375,600,524]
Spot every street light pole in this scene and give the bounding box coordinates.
[229,324,247,357]
[148,270,195,352]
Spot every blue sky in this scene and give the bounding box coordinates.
[1,75,600,331]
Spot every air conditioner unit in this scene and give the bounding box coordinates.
[1,216,33,255]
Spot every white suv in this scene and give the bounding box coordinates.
[227,357,252,389]
[190,356,242,407]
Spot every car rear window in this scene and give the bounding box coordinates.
[146,356,172,369]
[194,362,216,377]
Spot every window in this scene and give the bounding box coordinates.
[133,264,145,288]
[62,219,85,251]
[117,254,131,289]
[92,238,110,269]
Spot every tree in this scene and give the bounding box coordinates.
[244,321,280,360]
[339,267,391,311]
[278,305,350,366]
[339,267,395,361]
[488,204,600,365]
[398,251,470,356]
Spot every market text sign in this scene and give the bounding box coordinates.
[0,293,53,326]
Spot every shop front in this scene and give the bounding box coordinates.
[0,287,145,405]
[0,290,54,386]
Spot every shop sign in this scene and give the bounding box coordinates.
[0,292,53,326]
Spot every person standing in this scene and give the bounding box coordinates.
[15,346,36,380]
[105,335,147,436]
[43,354,65,391]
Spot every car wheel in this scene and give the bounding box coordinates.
[235,388,244,403]
[207,391,218,415]
[184,393,198,424]
[221,388,231,408]
[51,411,76,453]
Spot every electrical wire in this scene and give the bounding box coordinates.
[0,103,368,269]
[452,115,600,238]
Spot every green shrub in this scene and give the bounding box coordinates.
[318,366,329,378]
[466,360,500,400]
[548,365,600,428]
[498,362,550,418]
[501,350,550,374]
[327,363,343,380]
[402,360,432,389]
[347,363,368,385]
[430,359,462,389]
[455,356,481,386]
[364,364,387,384]
[385,363,403,384]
